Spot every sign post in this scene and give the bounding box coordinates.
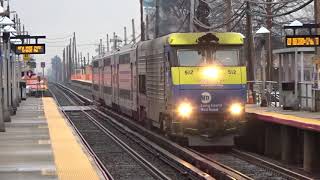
[23,54,30,62]
[284,24,320,89]
[40,62,45,97]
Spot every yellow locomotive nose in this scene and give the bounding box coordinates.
[177,102,193,118]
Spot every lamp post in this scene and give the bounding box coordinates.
[0,15,14,124]
[0,6,9,131]
[9,33,19,111]
[256,26,271,107]
[3,25,16,115]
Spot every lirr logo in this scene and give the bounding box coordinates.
[201,92,212,104]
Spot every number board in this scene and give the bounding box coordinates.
[12,44,46,54]
[286,35,320,47]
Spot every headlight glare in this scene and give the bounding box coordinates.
[177,102,193,118]
[202,66,220,80]
[230,103,243,115]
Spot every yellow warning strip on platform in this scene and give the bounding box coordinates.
[42,97,100,180]
[246,106,320,128]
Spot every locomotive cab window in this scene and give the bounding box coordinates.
[177,48,240,66]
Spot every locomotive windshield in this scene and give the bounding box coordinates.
[177,49,240,66]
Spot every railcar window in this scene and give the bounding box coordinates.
[104,58,111,66]
[93,61,99,68]
[139,75,146,94]
[93,84,99,91]
[119,54,130,64]
[119,89,131,100]
[103,86,112,94]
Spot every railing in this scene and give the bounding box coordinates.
[247,81,279,107]
[298,82,313,111]
[247,80,320,112]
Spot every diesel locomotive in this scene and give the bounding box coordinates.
[92,32,247,137]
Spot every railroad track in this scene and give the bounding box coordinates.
[52,83,316,180]
[230,149,314,180]
[49,83,213,180]
[190,148,313,180]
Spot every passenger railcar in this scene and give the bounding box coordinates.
[92,32,247,138]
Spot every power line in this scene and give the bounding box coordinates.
[46,34,73,40]
[245,0,307,5]
[249,0,313,17]
[193,2,246,30]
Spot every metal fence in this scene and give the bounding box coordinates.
[248,81,320,111]
[298,82,313,111]
[247,81,279,107]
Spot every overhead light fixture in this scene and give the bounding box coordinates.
[289,20,303,27]
[256,26,270,34]
[0,17,14,26]
[3,25,16,33]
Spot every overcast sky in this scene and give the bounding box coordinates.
[11,0,140,72]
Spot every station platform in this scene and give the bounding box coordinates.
[0,97,102,180]
[71,79,92,86]
[70,80,92,92]
[246,104,320,132]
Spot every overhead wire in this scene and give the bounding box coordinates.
[244,0,307,5]
[193,2,246,30]
[249,0,313,17]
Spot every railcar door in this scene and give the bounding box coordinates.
[103,57,112,106]
[112,55,119,108]
[99,59,104,99]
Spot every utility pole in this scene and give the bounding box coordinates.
[3,30,11,121]
[87,53,90,66]
[113,32,116,51]
[140,0,145,41]
[12,14,18,110]
[73,32,77,70]
[100,39,103,56]
[0,30,4,131]
[246,2,255,90]
[80,52,83,69]
[146,15,150,40]
[69,39,72,81]
[190,0,195,32]
[106,34,110,52]
[132,19,136,44]
[124,26,128,45]
[316,0,320,56]
[225,0,232,31]
[266,0,273,81]
[155,0,160,38]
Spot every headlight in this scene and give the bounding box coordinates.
[229,103,243,115]
[202,66,221,80]
[177,102,193,118]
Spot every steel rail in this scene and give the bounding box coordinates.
[53,83,251,179]
[231,149,314,180]
[90,109,213,180]
[51,84,171,180]
[53,83,214,180]
[187,148,253,180]
[82,110,171,180]
[48,85,114,180]
[54,83,316,180]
